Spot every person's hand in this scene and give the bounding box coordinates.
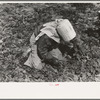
[66,42,74,48]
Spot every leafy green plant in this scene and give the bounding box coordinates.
[0,3,100,82]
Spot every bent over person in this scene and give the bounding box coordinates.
[24,19,77,71]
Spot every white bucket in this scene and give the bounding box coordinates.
[57,19,76,42]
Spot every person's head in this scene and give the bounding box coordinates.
[58,31,74,48]
[60,37,74,48]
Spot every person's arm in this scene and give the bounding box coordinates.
[70,37,84,58]
[37,34,60,66]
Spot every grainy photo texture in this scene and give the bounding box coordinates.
[0,3,100,82]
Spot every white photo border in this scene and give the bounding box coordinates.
[0,1,100,99]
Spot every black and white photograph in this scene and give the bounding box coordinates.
[0,2,100,82]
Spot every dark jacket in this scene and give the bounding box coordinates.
[36,34,61,66]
